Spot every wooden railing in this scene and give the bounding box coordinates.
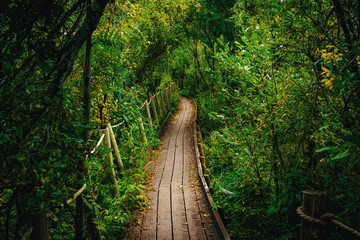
[22,83,176,240]
[193,100,231,240]
[297,190,360,239]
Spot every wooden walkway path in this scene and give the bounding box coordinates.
[127,98,221,240]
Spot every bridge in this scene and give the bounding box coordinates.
[127,98,228,240]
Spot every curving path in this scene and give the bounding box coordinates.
[127,98,220,240]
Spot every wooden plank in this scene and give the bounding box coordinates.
[156,184,172,240]
[194,179,220,239]
[193,116,229,240]
[128,98,223,240]
[171,102,190,240]
[157,101,187,239]
[140,190,158,239]
[182,100,207,239]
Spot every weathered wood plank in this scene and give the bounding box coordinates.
[171,103,190,240]
[128,98,222,240]
[157,101,187,239]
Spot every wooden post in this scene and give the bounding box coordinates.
[156,93,163,117]
[160,91,167,113]
[169,84,172,98]
[197,126,206,169]
[301,190,326,240]
[144,100,153,128]
[30,211,49,240]
[103,129,120,197]
[107,123,125,172]
[165,88,169,109]
[139,117,147,143]
[150,96,158,123]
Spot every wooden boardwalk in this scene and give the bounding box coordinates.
[128,98,221,240]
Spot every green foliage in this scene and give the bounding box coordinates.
[0,0,182,238]
[183,0,360,239]
[2,0,360,239]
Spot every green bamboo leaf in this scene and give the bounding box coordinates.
[331,150,349,160]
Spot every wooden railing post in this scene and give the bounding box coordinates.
[103,128,119,197]
[156,93,163,117]
[31,211,49,240]
[160,91,167,113]
[144,100,153,128]
[139,117,147,144]
[150,96,158,123]
[107,123,125,172]
[301,190,326,240]
[165,88,169,108]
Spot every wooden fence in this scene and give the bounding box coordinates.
[22,83,176,240]
[297,190,360,239]
[192,99,231,240]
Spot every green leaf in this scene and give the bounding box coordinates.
[331,150,349,160]
[315,147,332,153]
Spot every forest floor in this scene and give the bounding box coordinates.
[127,98,220,240]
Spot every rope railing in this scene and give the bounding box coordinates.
[90,133,106,154]
[137,101,146,110]
[297,189,360,239]
[112,120,125,128]
[297,206,360,238]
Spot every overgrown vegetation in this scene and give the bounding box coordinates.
[1,0,359,239]
[180,0,360,239]
[0,0,181,239]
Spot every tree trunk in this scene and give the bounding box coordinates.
[47,0,109,102]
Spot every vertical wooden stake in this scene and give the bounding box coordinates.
[169,84,172,98]
[160,91,166,113]
[139,117,147,144]
[31,211,49,240]
[145,100,153,128]
[301,190,326,240]
[104,128,119,197]
[165,88,169,109]
[151,96,158,123]
[197,126,206,169]
[156,93,163,117]
[107,123,125,172]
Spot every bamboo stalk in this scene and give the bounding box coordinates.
[144,100,153,128]
[151,96,159,123]
[107,123,125,172]
[156,93,163,117]
[103,129,119,197]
